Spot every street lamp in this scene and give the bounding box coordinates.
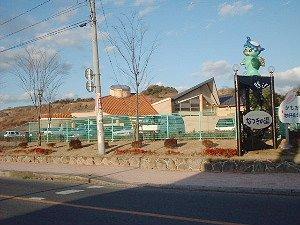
[268,65,277,149]
[268,66,275,76]
[232,64,240,74]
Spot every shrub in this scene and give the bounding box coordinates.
[164,138,177,149]
[131,140,143,148]
[33,147,54,155]
[18,142,28,148]
[204,148,237,158]
[69,139,82,149]
[47,143,56,148]
[202,139,215,148]
[166,150,181,155]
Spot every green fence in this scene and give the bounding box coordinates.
[27,114,237,143]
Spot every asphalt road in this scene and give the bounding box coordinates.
[0,178,299,225]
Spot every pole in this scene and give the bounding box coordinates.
[89,0,105,155]
[166,115,169,139]
[38,90,42,146]
[234,73,242,156]
[270,73,277,149]
[285,123,290,146]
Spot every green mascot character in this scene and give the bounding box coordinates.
[241,37,265,76]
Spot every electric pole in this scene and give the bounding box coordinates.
[89,0,105,155]
[37,89,42,146]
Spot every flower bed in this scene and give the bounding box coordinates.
[204,148,237,158]
[115,148,155,155]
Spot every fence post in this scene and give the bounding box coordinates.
[166,115,170,139]
[28,122,31,142]
[111,117,114,142]
[87,119,90,142]
[199,112,202,140]
[66,122,69,142]
[46,125,49,143]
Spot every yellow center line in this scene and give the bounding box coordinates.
[0,194,248,225]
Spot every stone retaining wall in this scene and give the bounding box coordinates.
[0,155,299,173]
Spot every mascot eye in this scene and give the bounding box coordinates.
[249,49,252,52]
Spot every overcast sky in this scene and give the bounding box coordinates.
[0,0,299,109]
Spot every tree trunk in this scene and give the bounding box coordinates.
[135,86,140,141]
[47,102,52,143]
[38,104,42,146]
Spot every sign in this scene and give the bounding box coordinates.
[85,68,94,80]
[243,110,272,129]
[86,81,94,92]
[278,96,300,123]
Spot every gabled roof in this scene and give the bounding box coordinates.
[172,78,214,100]
[101,94,158,116]
[172,77,219,105]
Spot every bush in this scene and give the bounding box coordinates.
[204,148,237,158]
[131,140,143,148]
[69,139,82,149]
[18,142,28,148]
[166,150,181,155]
[202,139,215,148]
[33,147,54,155]
[47,143,56,148]
[164,138,177,149]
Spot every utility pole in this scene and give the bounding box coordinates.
[37,89,42,146]
[89,0,105,155]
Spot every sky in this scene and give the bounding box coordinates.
[0,0,299,110]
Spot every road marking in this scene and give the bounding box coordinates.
[0,194,247,225]
[55,189,84,195]
[28,197,45,200]
[86,185,104,189]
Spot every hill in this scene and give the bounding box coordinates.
[142,84,178,102]
[0,99,95,131]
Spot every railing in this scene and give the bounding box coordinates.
[27,114,236,143]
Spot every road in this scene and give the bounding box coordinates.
[0,178,299,225]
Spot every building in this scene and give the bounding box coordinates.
[151,78,237,132]
[72,85,157,118]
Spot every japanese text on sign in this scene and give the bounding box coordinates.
[243,110,272,129]
[278,96,300,123]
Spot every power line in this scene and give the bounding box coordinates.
[0,1,87,41]
[0,20,90,54]
[99,0,120,85]
[0,0,52,26]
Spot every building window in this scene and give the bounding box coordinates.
[175,96,200,112]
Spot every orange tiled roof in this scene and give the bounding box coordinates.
[102,94,158,116]
[42,113,72,118]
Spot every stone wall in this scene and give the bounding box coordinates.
[0,154,299,173]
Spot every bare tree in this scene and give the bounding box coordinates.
[12,47,70,146]
[109,13,158,141]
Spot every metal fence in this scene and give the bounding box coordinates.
[27,113,237,142]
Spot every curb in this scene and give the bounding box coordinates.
[1,170,299,196]
[152,184,300,196]
[0,170,136,189]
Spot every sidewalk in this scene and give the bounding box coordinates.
[1,162,300,195]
